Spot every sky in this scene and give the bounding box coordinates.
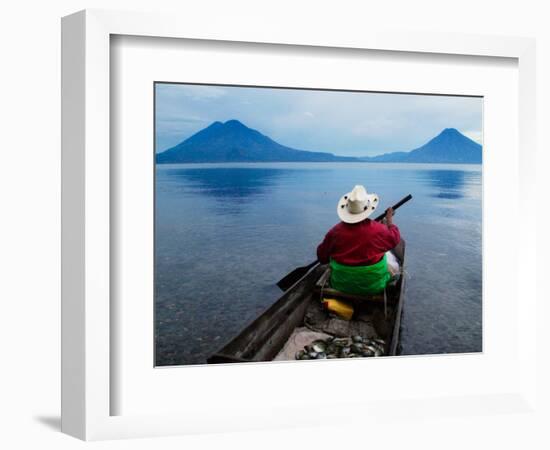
[155,83,483,157]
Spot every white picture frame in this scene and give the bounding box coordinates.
[61,9,537,441]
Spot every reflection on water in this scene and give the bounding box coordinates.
[155,163,482,366]
[160,167,290,199]
[420,169,478,200]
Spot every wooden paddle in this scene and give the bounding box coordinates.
[275,193,413,291]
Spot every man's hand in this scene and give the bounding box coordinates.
[385,207,394,226]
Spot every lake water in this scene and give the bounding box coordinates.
[155,162,482,366]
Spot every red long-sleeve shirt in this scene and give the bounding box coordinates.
[317,220,401,266]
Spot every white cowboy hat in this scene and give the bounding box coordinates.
[337,185,379,224]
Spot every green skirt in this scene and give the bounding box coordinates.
[329,255,390,295]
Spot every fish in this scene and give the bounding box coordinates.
[350,343,364,354]
[367,340,385,355]
[325,344,339,354]
[295,334,387,361]
[340,346,351,357]
[311,340,327,353]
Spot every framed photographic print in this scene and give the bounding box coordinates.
[61,9,537,440]
[153,83,482,367]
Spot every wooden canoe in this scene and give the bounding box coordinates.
[207,240,406,363]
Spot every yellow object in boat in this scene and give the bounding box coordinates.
[322,298,354,321]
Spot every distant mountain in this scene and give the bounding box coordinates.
[156,120,357,163]
[360,128,482,164]
[156,121,482,164]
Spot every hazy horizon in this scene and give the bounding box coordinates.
[155,83,483,157]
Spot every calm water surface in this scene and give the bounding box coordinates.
[155,163,482,366]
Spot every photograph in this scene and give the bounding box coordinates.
[154,82,483,366]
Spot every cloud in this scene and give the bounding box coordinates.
[156,83,227,101]
[351,117,397,138]
[462,130,483,144]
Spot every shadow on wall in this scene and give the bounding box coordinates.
[34,415,61,431]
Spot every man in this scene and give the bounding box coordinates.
[317,185,401,295]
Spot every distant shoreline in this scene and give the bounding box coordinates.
[155,160,482,165]
[156,121,482,165]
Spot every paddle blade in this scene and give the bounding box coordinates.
[276,260,319,291]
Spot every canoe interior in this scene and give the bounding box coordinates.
[208,241,406,364]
